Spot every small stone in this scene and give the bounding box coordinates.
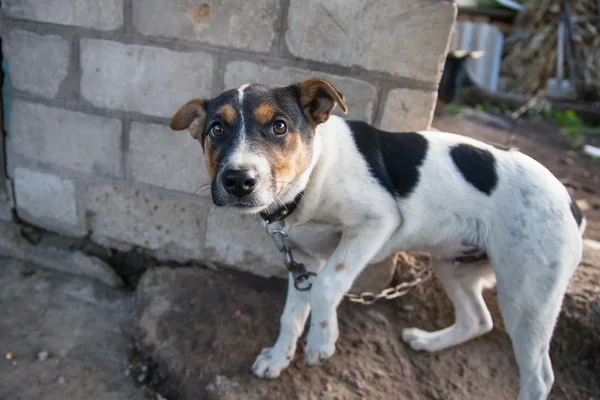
[156,394,167,400]
[325,383,333,392]
[583,171,591,178]
[137,373,146,383]
[403,304,415,312]
[57,376,65,384]
[5,352,13,360]
[37,351,49,361]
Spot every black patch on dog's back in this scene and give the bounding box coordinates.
[348,120,428,198]
[450,144,498,195]
[570,197,584,228]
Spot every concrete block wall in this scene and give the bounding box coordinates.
[0,0,456,277]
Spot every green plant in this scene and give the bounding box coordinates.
[444,102,469,115]
[549,109,600,148]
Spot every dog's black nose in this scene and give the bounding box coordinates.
[222,169,257,198]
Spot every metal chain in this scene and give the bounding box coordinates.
[344,267,433,305]
[265,222,432,300]
[265,222,315,291]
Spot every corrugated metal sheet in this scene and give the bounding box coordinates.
[452,21,504,92]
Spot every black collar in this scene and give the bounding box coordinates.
[260,192,304,224]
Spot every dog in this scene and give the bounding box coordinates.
[170,79,585,400]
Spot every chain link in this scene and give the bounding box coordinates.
[344,267,433,305]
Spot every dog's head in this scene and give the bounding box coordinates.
[170,79,347,213]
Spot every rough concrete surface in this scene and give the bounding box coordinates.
[8,100,123,178]
[3,0,124,30]
[129,122,210,194]
[0,258,144,400]
[380,88,438,131]
[2,30,69,99]
[84,184,204,261]
[3,0,450,271]
[0,221,123,288]
[80,40,214,117]
[133,0,281,53]
[285,0,456,81]
[13,167,81,235]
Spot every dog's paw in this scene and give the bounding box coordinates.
[402,327,438,352]
[252,347,293,379]
[304,322,338,365]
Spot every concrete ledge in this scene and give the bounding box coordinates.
[0,221,123,288]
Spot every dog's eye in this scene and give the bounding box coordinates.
[210,123,225,137]
[271,120,287,136]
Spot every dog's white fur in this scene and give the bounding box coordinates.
[250,115,584,400]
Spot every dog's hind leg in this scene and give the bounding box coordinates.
[402,260,495,352]
[493,253,576,400]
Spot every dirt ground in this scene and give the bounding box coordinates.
[1,110,599,400]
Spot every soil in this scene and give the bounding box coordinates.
[133,109,600,400]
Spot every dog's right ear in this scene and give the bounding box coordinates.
[170,99,206,140]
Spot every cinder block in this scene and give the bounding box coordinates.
[3,0,123,30]
[129,122,210,194]
[379,89,438,132]
[204,205,283,277]
[8,101,122,177]
[13,167,81,234]
[285,0,456,82]
[2,30,69,98]
[133,0,280,53]
[85,184,204,261]
[224,61,377,122]
[80,40,213,117]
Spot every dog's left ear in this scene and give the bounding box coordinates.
[295,79,348,126]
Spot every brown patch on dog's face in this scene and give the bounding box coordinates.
[335,263,346,272]
[204,135,218,179]
[254,103,276,125]
[265,131,311,196]
[217,104,237,125]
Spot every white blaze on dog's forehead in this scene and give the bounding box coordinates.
[226,84,270,178]
[237,84,250,142]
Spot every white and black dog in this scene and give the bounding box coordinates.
[170,79,585,400]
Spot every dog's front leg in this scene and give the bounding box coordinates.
[305,219,398,365]
[252,271,311,378]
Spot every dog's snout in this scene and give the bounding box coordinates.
[222,169,258,198]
